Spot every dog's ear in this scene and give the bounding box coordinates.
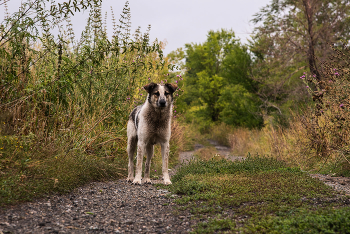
[143,82,157,93]
[165,83,178,93]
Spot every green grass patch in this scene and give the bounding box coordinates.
[165,156,349,233]
[195,216,236,233]
[0,136,128,206]
[245,207,350,234]
[0,133,180,206]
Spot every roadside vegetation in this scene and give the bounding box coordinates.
[171,0,350,174]
[1,0,350,232]
[0,0,184,205]
[162,157,350,233]
[163,0,350,232]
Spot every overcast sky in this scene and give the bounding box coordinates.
[2,0,271,55]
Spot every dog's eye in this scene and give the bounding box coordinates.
[165,91,169,96]
[154,92,160,96]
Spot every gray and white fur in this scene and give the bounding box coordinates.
[127,82,178,185]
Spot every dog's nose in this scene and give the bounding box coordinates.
[159,99,166,107]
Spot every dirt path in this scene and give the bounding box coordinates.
[0,181,194,233]
[177,140,244,165]
[1,140,350,233]
[0,140,236,234]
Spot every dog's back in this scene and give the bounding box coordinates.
[128,105,143,133]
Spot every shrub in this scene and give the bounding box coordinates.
[301,42,350,167]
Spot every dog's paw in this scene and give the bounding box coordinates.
[142,178,152,184]
[132,178,142,185]
[164,179,172,185]
[126,177,134,183]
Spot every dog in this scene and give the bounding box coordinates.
[127,82,178,185]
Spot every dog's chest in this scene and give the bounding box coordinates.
[145,112,169,131]
[138,110,171,139]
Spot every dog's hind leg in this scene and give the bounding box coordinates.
[161,142,172,185]
[142,143,153,184]
[127,136,137,182]
[133,142,145,185]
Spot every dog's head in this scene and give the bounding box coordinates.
[144,82,178,108]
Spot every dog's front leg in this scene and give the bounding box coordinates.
[161,142,172,185]
[142,143,153,184]
[127,136,137,182]
[133,142,145,185]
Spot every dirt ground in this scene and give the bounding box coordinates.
[1,140,350,233]
[309,174,350,196]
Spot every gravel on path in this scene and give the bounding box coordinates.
[0,180,194,234]
[310,174,350,196]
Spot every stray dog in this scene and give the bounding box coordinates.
[127,82,178,185]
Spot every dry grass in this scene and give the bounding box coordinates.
[170,120,185,153]
[178,118,320,169]
[194,146,224,161]
[226,117,326,170]
[179,122,211,151]
[208,122,233,146]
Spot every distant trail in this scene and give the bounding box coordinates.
[177,140,244,165]
[206,139,245,162]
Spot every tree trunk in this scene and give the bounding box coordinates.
[302,0,322,83]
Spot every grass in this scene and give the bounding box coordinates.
[161,156,350,233]
[245,207,350,233]
[196,121,350,176]
[0,135,128,206]
[0,119,183,206]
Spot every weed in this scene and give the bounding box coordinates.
[193,147,219,161]
[195,217,236,233]
[245,207,350,234]
[167,156,348,232]
[301,42,350,172]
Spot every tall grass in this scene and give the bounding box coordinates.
[210,113,348,173]
[0,0,183,205]
[202,119,320,170]
[228,121,311,167]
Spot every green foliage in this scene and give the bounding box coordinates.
[249,0,350,126]
[195,217,236,233]
[176,29,263,130]
[166,47,185,71]
[165,156,348,233]
[246,207,350,234]
[218,85,263,128]
[172,156,290,183]
[0,149,126,205]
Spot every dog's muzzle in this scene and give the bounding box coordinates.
[159,99,166,107]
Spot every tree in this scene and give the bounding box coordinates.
[176,29,263,129]
[249,0,350,121]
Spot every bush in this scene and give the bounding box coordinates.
[301,42,350,167]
